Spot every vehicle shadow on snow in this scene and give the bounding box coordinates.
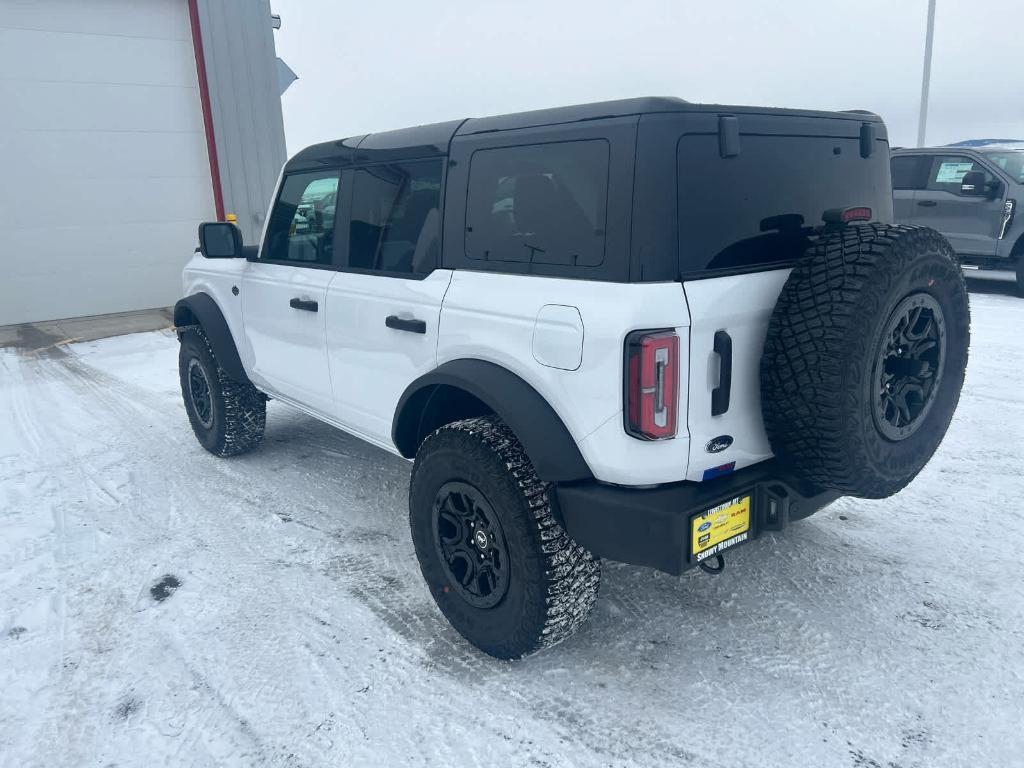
[260,406,907,685]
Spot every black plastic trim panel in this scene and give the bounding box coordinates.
[393,359,593,483]
[173,293,248,383]
[555,460,840,575]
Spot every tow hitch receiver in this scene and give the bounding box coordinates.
[699,555,726,575]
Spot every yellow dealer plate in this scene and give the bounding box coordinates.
[691,495,751,561]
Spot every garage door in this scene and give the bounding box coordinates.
[0,0,215,326]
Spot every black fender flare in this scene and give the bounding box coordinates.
[173,293,248,383]
[393,359,593,483]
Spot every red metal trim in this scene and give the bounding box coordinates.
[187,0,225,220]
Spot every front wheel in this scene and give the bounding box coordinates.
[409,416,600,659]
[178,327,266,457]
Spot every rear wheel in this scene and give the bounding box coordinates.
[762,224,970,498]
[409,416,600,659]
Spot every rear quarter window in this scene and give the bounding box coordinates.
[464,140,609,269]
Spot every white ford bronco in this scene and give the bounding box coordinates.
[176,98,970,659]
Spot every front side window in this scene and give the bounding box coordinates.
[347,160,443,275]
[263,171,340,264]
[926,156,994,195]
[891,155,932,190]
[465,140,609,268]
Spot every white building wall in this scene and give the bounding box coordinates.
[0,0,215,325]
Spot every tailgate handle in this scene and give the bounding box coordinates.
[711,330,732,416]
[917,200,938,207]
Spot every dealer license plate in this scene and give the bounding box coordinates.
[691,495,751,561]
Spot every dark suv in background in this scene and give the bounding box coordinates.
[892,143,1023,295]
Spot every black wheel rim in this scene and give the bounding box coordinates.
[872,292,946,441]
[431,482,510,609]
[187,358,214,429]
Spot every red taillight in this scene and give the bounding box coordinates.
[625,330,679,440]
[841,206,872,223]
[823,206,873,226]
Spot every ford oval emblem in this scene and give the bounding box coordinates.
[705,435,733,453]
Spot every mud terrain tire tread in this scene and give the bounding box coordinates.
[178,326,266,457]
[761,224,970,499]
[409,416,601,659]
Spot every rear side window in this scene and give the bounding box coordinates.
[263,171,340,264]
[677,134,892,275]
[347,160,443,275]
[465,140,609,268]
[925,155,995,195]
[891,155,932,190]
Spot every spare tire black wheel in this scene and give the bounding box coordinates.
[761,224,970,499]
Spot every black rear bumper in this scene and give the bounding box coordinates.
[554,461,841,575]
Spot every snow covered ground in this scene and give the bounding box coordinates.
[1,285,1022,768]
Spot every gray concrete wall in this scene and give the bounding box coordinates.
[196,0,287,244]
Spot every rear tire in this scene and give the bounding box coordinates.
[178,326,266,457]
[409,416,600,659]
[762,224,970,498]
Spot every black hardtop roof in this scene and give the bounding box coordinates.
[285,97,884,171]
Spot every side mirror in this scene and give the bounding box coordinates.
[960,170,988,197]
[198,221,243,258]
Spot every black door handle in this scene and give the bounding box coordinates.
[711,330,732,416]
[289,298,318,312]
[385,315,426,334]
[917,200,938,207]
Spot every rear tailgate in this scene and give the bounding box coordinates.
[682,269,789,481]
[677,117,892,481]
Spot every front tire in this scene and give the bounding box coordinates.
[178,327,266,457]
[409,416,600,659]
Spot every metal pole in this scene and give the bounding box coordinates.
[917,0,937,147]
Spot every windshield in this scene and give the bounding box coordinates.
[985,151,1024,183]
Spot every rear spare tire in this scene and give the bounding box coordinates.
[761,224,970,499]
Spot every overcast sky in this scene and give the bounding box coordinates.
[270,0,1022,155]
